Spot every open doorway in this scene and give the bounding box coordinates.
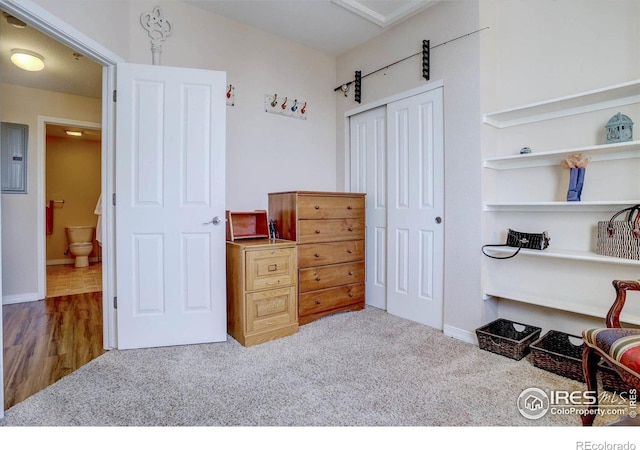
[0,3,118,411]
[44,121,102,298]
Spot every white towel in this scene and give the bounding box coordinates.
[94,194,102,245]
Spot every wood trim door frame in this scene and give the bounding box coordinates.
[0,0,124,417]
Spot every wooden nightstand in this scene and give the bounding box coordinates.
[226,239,298,346]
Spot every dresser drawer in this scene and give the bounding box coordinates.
[299,282,364,316]
[245,247,295,291]
[298,218,365,244]
[298,195,364,220]
[298,240,365,268]
[299,261,365,292]
[246,286,297,333]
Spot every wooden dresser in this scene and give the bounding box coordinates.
[268,191,366,325]
[226,239,298,346]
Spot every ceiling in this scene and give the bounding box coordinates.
[1,0,436,106]
[186,0,437,56]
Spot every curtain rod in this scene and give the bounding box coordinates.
[334,26,490,92]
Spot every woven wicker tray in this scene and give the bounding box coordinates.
[476,318,541,360]
[529,330,584,382]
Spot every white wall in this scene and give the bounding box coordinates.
[3,0,337,300]
[336,0,483,340]
[0,84,101,300]
[480,0,640,335]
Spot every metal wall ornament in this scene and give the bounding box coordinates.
[605,112,634,143]
[140,6,173,65]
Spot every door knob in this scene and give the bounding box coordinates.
[204,216,222,226]
[435,216,442,224]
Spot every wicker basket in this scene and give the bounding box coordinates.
[598,360,633,393]
[529,330,584,381]
[476,318,542,360]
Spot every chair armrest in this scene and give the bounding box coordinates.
[606,280,640,328]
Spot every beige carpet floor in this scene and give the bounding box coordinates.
[0,306,626,427]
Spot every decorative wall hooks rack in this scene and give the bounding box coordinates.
[264,93,307,120]
[334,27,489,102]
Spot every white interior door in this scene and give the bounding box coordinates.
[115,62,227,349]
[386,88,444,328]
[350,106,387,309]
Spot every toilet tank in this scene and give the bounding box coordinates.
[65,226,95,244]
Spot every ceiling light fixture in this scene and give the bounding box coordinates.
[10,49,45,71]
[65,130,83,137]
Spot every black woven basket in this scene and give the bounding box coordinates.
[598,360,633,393]
[476,318,542,360]
[529,330,584,381]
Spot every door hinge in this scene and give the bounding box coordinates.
[112,193,116,206]
[113,296,117,309]
[113,89,117,102]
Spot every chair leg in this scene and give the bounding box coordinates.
[582,345,599,426]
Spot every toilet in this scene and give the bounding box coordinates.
[65,226,95,268]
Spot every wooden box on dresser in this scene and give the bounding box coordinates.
[268,191,366,325]
[226,239,298,346]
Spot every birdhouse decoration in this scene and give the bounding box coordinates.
[605,112,633,143]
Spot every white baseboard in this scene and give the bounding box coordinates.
[443,324,478,345]
[47,257,101,266]
[3,292,41,305]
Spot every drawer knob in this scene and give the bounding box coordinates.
[315,299,321,305]
[315,230,321,234]
[315,205,320,209]
[347,249,353,254]
[315,253,320,258]
[349,292,354,298]
[347,205,353,210]
[349,271,354,276]
[315,276,321,281]
[348,227,353,232]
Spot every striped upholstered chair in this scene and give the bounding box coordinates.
[582,280,640,426]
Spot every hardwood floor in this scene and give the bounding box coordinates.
[2,292,105,410]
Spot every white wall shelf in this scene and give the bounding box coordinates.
[484,288,640,326]
[484,200,640,212]
[483,78,640,324]
[482,246,640,266]
[484,141,640,170]
[483,79,640,128]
